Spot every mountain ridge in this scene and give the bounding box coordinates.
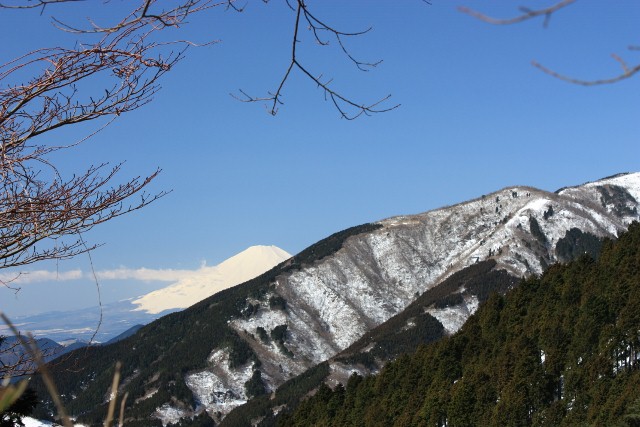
[278,221,640,426]
[31,172,640,426]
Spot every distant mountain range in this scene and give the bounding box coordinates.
[2,245,291,343]
[30,172,640,427]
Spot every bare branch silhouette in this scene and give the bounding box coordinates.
[232,0,399,119]
[459,1,640,85]
[459,0,576,27]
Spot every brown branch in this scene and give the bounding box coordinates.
[460,1,640,85]
[459,0,577,27]
[532,59,640,86]
[0,0,83,10]
[0,2,208,275]
[1,312,73,426]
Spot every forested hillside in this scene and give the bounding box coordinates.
[28,173,640,426]
[281,222,640,427]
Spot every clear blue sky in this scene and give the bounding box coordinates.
[1,1,639,317]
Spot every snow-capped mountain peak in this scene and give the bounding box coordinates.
[132,245,291,314]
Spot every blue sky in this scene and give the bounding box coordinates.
[1,1,639,317]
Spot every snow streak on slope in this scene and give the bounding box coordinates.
[427,294,479,335]
[133,245,291,314]
[166,173,640,422]
[184,349,256,420]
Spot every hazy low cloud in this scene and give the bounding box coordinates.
[94,268,192,282]
[1,267,194,285]
[0,269,83,285]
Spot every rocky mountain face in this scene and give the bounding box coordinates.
[214,173,640,423]
[277,222,640,427]
[35,173,640,426]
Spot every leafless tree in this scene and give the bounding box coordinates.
[0,0,400,384]
[460,1,640,85]
[0,0,397,287]
[0,0,198,281]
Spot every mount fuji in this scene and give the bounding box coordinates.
[2,245,291,343]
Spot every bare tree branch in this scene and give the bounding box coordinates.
[532,58,640,86]
[459,0,576,27]
[0,2,223,276]
[233,0,399,119]
[459,1,640,85]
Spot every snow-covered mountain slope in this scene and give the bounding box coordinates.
[184,173,640,423]
[38,173,640,426]
[4,246,291,343]
[133,245,291,314]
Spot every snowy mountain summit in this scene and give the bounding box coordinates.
[4,245,292,343]
[133,245,291,314]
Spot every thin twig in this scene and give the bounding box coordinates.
[233,0,398,119]
[532,60,640,86]
[459,0,576,27]
[118,391,129,427]
[0,312,73,427]
[459,1,640,85]
[79,233,103,345]
[103,361,122,427]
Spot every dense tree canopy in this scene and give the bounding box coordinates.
[280,222,640,427]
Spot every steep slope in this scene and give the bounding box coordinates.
[33,173,640,426]
[226,173,640,426]
[281,221,640,427]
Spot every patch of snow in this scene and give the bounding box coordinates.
[402,319,417,331]
[464,294,479,315]
[426,295,479,335]
[231,305,288,336]
[185,348,255,417]
[22,418,55,427]
[135,387,158,403]
[155,404,187,427]
[584,172,640,201]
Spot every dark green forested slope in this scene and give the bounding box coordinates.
[280,222,640,427]
[222,260,519,427]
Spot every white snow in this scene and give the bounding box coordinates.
[170,173,640,422]
[185,348,255,417]
[155,404,187,426]
[22,418,54,427]
[583,172,640,201]
[133,245,290,314]
[426,295,479,335]
[22,418,87,427]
